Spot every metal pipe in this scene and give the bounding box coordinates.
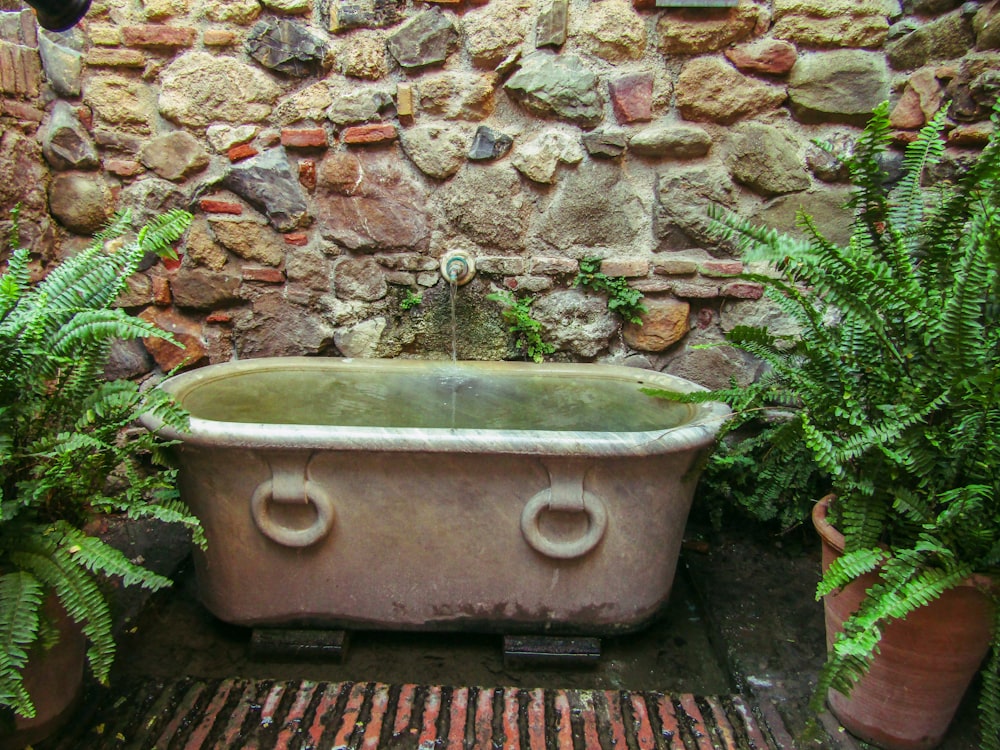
[439,249,476,286]
[23,0,91,32]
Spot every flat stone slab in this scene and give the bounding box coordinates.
[45,678,785,748]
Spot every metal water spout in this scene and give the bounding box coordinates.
[440,249,476,286]
[24,0,92,31]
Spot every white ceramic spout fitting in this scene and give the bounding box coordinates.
[440,249,476,286]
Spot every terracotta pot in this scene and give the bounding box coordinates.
[812,496,994,750]
[0,596,86,750]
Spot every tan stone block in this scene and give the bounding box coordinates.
[208,218,286,266]
[623,298,690,352]
[85,49,147,67]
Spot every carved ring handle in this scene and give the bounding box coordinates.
[520,489,608,560]
[251,479,335,548]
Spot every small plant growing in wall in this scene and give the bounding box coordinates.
[573,257,647,324]
[399,289,422,311]
[487,290,555,363]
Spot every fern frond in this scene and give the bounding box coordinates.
[48,309,176,357]
[979,601,1000,750]
[53,522,173,591]
[135,208,192,260]
[0,571,44,718]
[0,248,31,322]
[889,108,948,238]
[816,547,885,597]
[7,535,116,685]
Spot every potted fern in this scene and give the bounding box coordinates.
[651,101,999,750]
[0,207,202,746]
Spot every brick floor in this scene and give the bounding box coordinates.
[43,678,783,749]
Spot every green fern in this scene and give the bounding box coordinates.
[657,101,1000,748]
[0,209,201,721]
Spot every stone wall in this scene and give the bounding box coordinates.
[1,0,998,386]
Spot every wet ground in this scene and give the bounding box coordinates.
[50,519,983,749]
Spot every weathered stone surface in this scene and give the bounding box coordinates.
[505,52,603,128]
[317,151,363,194]
[336,30,388,79]
[975,1,1000,50]
[0,129,48,213]
[886,10,975,70]
[221,148,309,232]
[386,8,458,69]
[947,52,1000,121]
[948,120,995,146]
[657,0,760,55]
[903,0,962,13]
[48,173,113,235]
[206,124,258,153]
[200,0,262,24]
[285,246,331,290]
[788,50,890,122]
[666,343,758,389]
[272,82,334,125]
[893,67,944,128]
[234,294,335,358]
[725,38,798,75]
[629,123,712,159]
[773,0,895,18]
[578,0,646,62]
[399,123,472,180]
[805,130,854,182]
[727,122,810,196]
[676,57,787,125]
[184,217,229,271]
[771,0,890,48]
[328,0,406,32]
[417,72,497,121]
[85,74,155,129]
[246,18,327,77]
[438,164,529,252]
[468,125,514,160]
[511,129,583,183]
[118,177,189,229]
[263,0,312,13]
[610,73,653,124]
[105,338,154,381]
[42,101,98,171]
[464,0,531,67]
[326,86,394,124]
[139,130,210,181]
[531,289,618,358]
[170,267,241,309]
[535,0,568,48]
[139,307,207,371]
[335,317,386,357]
[535,160,645,251]
[208,218,287,266]
[332,256,388,301]
[316,151,430,252]
[159,52,281,127]
[582,129,628,158]
[38,33,81,97]
[655,164,738,252]
[623,298,690,352]
[753,185,854,247]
